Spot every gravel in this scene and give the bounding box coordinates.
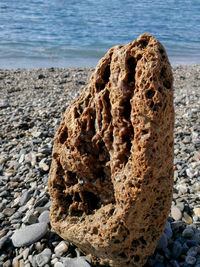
[0,65,199,266]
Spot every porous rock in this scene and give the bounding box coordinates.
[48,33,174,267]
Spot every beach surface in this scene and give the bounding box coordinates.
[0,65,200,266]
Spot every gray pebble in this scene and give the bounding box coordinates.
[24,213,38,225]
[34,196,48,208]
[182,227,194,239]
[35,248,52,267]
[62,257,91,267]
[185,255,196,265]
[38,210,50,224]
[172,241,183,259]
[0,235,9,250]
[156,233,168,250]
[11,222,48,247]
[164,221,173,238]
[20,191,32,206]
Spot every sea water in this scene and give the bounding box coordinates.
[0,0,199,69]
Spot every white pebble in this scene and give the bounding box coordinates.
[54,240,69,255]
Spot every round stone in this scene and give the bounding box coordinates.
[171,206,182,221]
[182,228,194,239]
[185,255,196,265]
[11,223,48,247]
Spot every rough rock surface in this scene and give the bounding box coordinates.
[48,33,174,267]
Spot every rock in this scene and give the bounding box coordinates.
[19,191,32,206]
[39,161,49,172]
[54,263,64,267]
[22,248,30,261]
[54,241,69,255]
[23,213,38,224]
[38,211,50,224]
[183,212,193,224]
[185,255,196,265]
[193,208,200,216]
[2,207,16,216]
[35,248,52,267]
[171,206,182,221]
[48,34,174,267]
[164,221,173,238]
[156,233,168,250]
[62,257,91,267]
[11,222,48,247]
[3,259,11,267]
[182,227,194,239]
[0,235,9,250]
[172,241,183,259]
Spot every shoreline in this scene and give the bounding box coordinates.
[0,54,199,70]
[0,64,200,266]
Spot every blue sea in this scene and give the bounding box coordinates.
[0,0,200,69]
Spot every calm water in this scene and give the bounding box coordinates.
[0,0,200,69]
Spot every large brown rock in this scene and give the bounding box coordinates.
[48,33,174,266]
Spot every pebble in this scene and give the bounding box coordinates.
[20,191,32,206]
[183,212,193,224]
[164,221,173,238]
[54,241,69,255]
[172,241,183,259]
[185,255,197,265]
[11,223,48,247]
[0,236,9,249]
[38,210,50,224]
[156,233,168,250]
[182,227,194,239]
[54,262,64,267]
[35,248,52,266]
[171,206,182,221]
[62,257,91,267]
[194,208,200,216]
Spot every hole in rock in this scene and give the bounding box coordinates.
[142,130,148,135]
[82,191,100,212]
[102,65,110,84]
[65,195,73,207]
[133,254,140,262]
[127,57,136,84]
[74,107,79,118]
[140,39,149,49]
[119,252,127,259]
[70,209,84,217]
[131,239,139,247]
[146,89,155,99]
[92,227,98,235]
[59,126,68,144]
[74,192,81,202]
[163,80,171,89]
[139,237,147,245]
[150,101,154,109]
[98,167,106,182]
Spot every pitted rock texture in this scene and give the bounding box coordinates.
[48,33,174,267]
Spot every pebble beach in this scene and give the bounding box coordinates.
[0,64,200,267]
